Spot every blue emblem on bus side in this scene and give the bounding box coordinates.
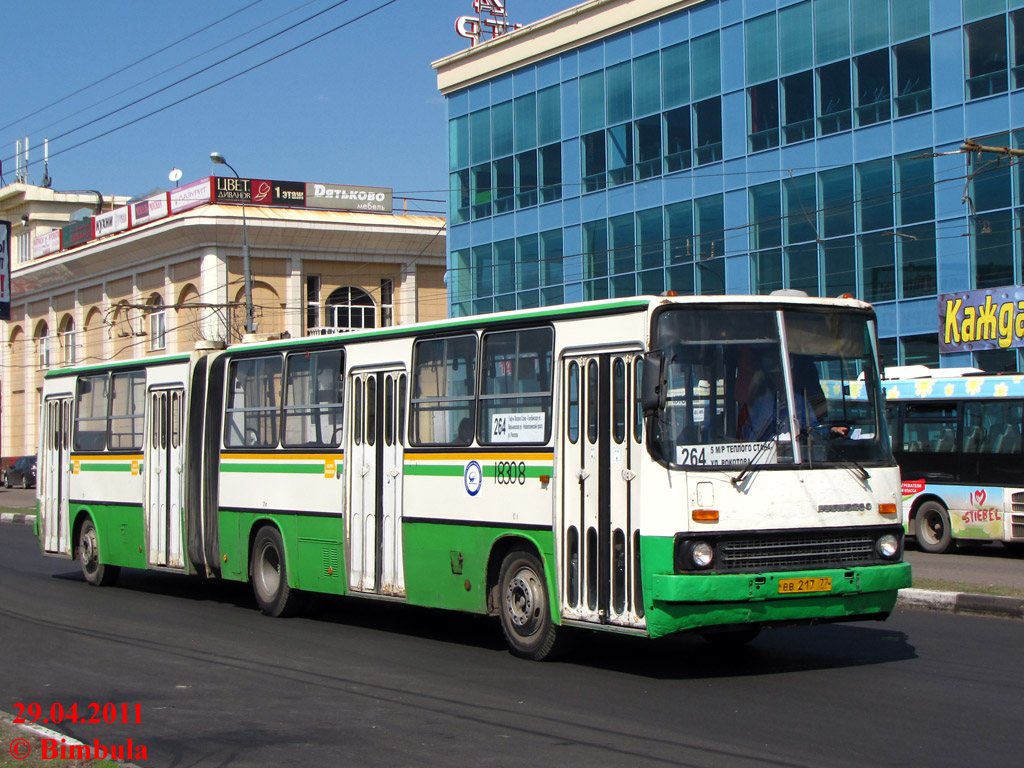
[464,461,482,496]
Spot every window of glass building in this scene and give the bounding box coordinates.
[818,60,852,135]
[851,0,888,54]
[855,49,891,126]
[539,144,561,202]
[896,153,935,225]
[823,237,857,297]
[471,163,492,219]
[785,174,818,244]
[537,85,561,145]
[1012,10,1024,89]
[788,242,819,294]
[860,231,896,303]
[969,133,1012,212]
[634,52,661,116]
[516,149,538,207]
[580,71,605,133]
[820,167,854,238]
[515,93,537,152]
[901,333,938,368]
[493,156,515,214]
[691,32,721,101]
[753,249,784,294]
[540,230,563,291]
[582,132,606,193]
[745,13,778,84]
[664,106,692,172]
[492,100,513,158]
[637,208,664,272]
[607,61,632,125]
[890,0,929,42]
[517,234,540,300]
[877,336,898,371]
[662,42,690,108]
[584,219,609,300]
[694,98,722,165]
[451,169,470,225]
[973,208,1015,289]
[635,115,662,179]
[473,244,493,298]
[894,38,931,116]
[494,239,515,290]
[450,114,469,171]
[749,81,780,151]
[966,15,1008,99]
[779,1,814,75]
[782,71,815,143]
[857,158,894,232]
[899,222,937,298]
[750,181,782,250]
[607,123,633,186]
[696,194,724,260]
[813,0,850,64]
[470,109,490,165]
[696,257,725,295]
[666,201,694,263]
[974,348,1018,372]
[610,214,635,278]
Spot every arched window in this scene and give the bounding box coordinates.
[325,287,375,330]
[58,315,76,366]
[35,321,51,369]
[147,293,166,351]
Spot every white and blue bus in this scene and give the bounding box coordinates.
[884,369,1024,554]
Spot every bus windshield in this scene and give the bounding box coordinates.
[648,306,891,468]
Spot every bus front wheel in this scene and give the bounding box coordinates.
[251,526,304,617]
[497,550,568,661]
[78,518,120,586]
[916,501,952,554]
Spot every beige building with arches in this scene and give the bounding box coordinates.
[0,181,446,466]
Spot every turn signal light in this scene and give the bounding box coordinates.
[879,503,898,516]
[692,508,719,522]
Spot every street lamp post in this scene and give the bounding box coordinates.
[210,151,255,335]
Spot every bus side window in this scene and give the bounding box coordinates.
[479,327,554,445]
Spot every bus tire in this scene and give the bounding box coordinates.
[251,526,304,617]
[497,550,567,661]
[916,501,952,554]
[78,518,120,587]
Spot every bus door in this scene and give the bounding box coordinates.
[144,388,186,568]
[41,397,73,555]
[347,368,407,596]
[559,352,645,628]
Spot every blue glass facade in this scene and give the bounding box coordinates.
[444,0,1024,371]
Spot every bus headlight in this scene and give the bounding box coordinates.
[691,541,715,569]
[877,534,899,559]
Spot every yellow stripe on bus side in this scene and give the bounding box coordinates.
[403,452,554,462]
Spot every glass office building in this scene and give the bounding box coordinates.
[435,0,1024,371]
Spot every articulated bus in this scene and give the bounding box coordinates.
[36,295,910,660]
[884,369,1024,554]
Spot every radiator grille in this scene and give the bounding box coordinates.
[1012,514,1024,539]
[1011,492,1024,513]
[675,527,900,574]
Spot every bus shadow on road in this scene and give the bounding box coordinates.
[51,568,916,675]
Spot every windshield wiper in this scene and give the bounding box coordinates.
[730,433,777,487]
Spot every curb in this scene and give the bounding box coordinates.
[897,587,1024,619]
[0,512,34,525]
[1,711,142,767]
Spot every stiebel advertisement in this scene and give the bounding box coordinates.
[940,284,1024,353]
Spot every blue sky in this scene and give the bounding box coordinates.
[3,0,558,214]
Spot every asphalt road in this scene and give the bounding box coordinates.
[1,522,1022,767]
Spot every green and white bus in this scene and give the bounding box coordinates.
[36,295,910,660]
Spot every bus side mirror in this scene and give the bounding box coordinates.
[640,352,666,413]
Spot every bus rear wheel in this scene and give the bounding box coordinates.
[251,526,304,617]
[916,501,952,554]
[78,518,120,586]
[497,550,567,661]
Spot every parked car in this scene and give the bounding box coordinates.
[4,456,37,489]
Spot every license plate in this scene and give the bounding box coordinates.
[778,577,832,594]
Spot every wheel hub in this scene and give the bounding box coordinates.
[507,574,535,627]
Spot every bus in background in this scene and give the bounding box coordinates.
[36,295,910,660]
[884,368,1024,554]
